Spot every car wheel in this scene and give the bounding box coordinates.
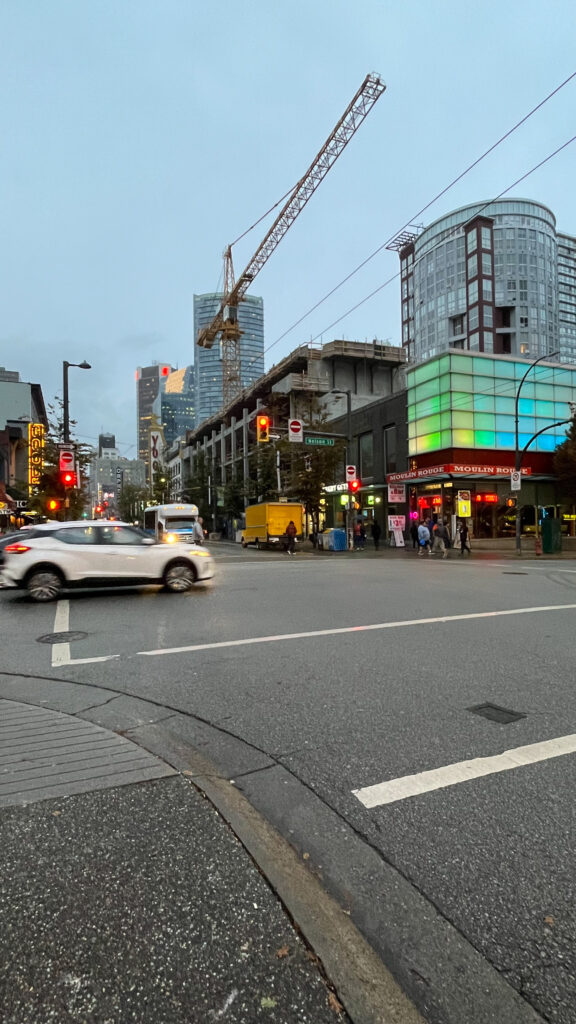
[163,560,197,592]
[26,568,64,603]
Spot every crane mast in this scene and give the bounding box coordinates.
[197,72,386,407]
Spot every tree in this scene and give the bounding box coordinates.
[279,436,345,536]
[117,484,148,523]
[186,451,211,521]
[554,418,576,504]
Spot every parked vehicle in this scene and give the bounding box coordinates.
[0,520,214,602]
[241,502,304,550]
[143,503,200,543]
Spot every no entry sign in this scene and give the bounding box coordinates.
[288,419,303,443]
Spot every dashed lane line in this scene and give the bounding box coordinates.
[51,600,71,667]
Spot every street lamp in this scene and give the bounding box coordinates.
[514,351,558,556]
[62,360,91,443]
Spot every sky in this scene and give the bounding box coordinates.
[2,0,575,457]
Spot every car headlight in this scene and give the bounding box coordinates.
[165,533,177,543]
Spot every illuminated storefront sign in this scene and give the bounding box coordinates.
[387,464,532,483]
[28,423,45,489]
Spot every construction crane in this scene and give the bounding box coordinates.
[197,72,386,407]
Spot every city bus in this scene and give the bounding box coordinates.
[143,503,200,543]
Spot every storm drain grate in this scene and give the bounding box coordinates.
[36,631,89,645]
[468,703,527,724]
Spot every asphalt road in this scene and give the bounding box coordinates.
[3,546,576,1023]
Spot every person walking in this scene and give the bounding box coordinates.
[432,519,450,558]
[371,520,382,551]
[458,520,471,556]
[285,519,297,556]
[192,517,204,545]
[410,521,419,549]
[417,520,432,556]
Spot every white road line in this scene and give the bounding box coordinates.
[136,602,576,659]
[51,600,71,667]
[353,733,576,808]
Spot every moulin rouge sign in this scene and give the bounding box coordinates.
[386,464,532,483]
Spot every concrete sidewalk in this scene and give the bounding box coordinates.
[0,699,422,1024]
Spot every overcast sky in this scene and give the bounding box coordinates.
[2,0,575,456]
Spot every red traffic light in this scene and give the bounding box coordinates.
[60,470,77,488]
[47,498,60,512]
[256,415,270,442]
[349,479,361,493]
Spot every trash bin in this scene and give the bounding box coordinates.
[541,518,562,554]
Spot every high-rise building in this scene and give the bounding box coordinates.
[394,199,576,366]
[136,363,172,467]
[155,366,195,446]
[193,293,264,425]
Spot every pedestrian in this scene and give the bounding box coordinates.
[417,520,432,556]
[360,522,366,549]
[285,519,297,556]
[353,520,362,550]
[432,519,450,558]
[371,520,382,551]
[410,521,419,549]
[458,520,471,556]
[192,517,204,545]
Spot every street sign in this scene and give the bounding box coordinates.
[345,465,356,481]
[58,447,75,472]
[269,433,281,440]
[511,470,521,491]
[305,436,335,447]
[288,418,303,443]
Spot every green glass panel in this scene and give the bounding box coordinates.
[496,360,517,379]
[453,411,474,429]
[415,378,440,400]
[453,429,475,447]
[440,411,451,429]
[449,354,474,373]
[440,430,452,448]
[475,430,496,447]
[495,396,515,414]
[439,391,451,410]
[408,421,417,438]
[418,431,442,452]
[451,373,475,393]
[535,400,555,417]
[473,392,495,412]
[473,357,494,375]
[417,413,442,435]
[474,412,495,430]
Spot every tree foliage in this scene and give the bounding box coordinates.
[553,418,576,504]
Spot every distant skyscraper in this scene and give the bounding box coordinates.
[154,365,195,446]
[193,293,264,425]
[136,363,172,468]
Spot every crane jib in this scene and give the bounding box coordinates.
[196,72,386,379]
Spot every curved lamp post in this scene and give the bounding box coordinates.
[514,352,558,555]
[63,360,91,443]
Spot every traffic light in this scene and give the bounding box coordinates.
[47,498,60,513]
[506,496,517,508]
[60,469,77,488]
[348,479,361,494]
[257,415,270,443]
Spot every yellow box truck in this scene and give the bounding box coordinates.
[241,502,304,550]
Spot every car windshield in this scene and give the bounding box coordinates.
[165,519,195,530]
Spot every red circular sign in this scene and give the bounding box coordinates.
[60,450,74,466]
[289,420,302,435]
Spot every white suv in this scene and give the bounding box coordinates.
[0,521,214,602]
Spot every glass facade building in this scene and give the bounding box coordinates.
[407,351,576,458]
[136,362,172,469]
[193,293,264,426]
[399,199,576,366]
[155,365,195,446]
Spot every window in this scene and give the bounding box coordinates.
[481,252,492,275]
[466,231,477,254]
[483,305,493,326]
[383,426,397,474]
[55,527,95,545]
[468,280,478,304]
[467,254,478,278]
[359,433,374,478]
[482,279,493,301]
[98,526,148,546]
[481,226,491,250]
[468,307,479,330]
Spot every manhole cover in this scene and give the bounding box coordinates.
[468,703,526,724]
[502,571,528,575]
[36,631,89,645]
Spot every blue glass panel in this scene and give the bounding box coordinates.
[537,433,560,452]
[518,416,536,434]
[518,398,534,416]
[518,433,533,449]
[474,413,495,430]
[535,400,555,417]
[473,393,494,412]
[496,431,515,448]
[473,357,493,375]
[495,396,516,414]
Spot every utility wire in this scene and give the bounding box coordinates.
[250,70,576,366]
[308,133,576,343]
